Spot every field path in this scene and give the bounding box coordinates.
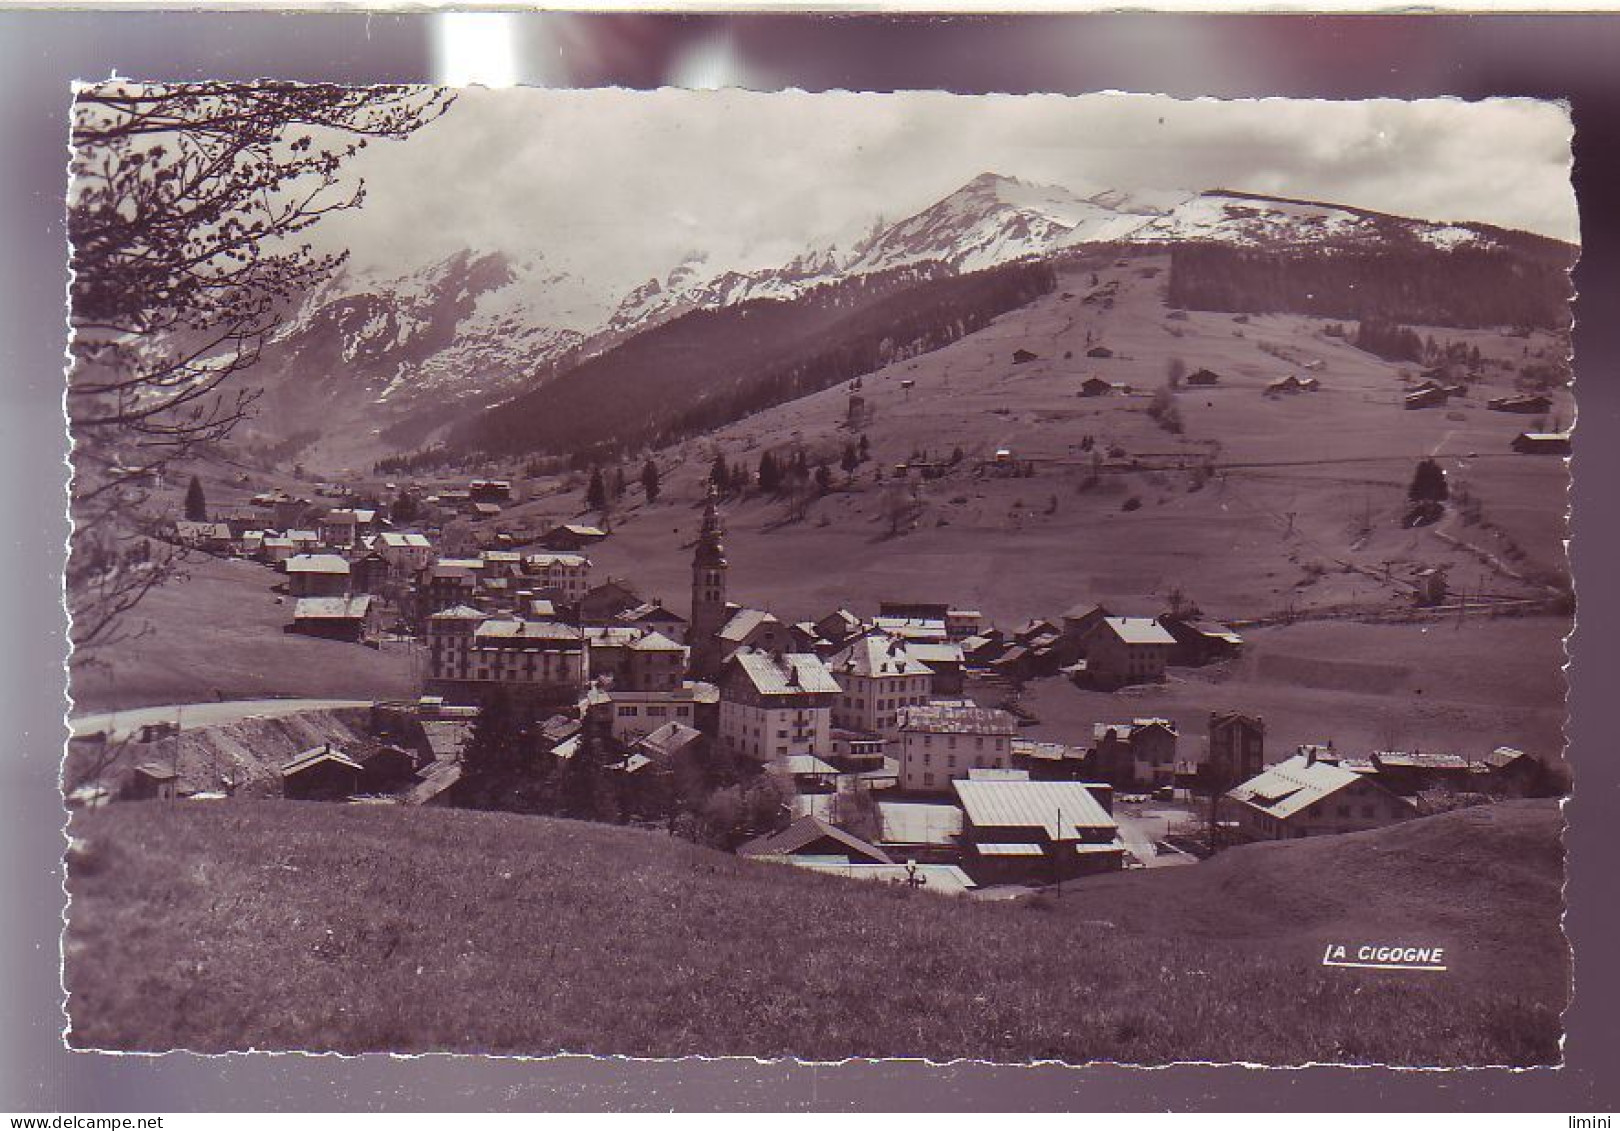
[69,698,375,742]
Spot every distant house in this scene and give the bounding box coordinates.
[1513,431,1572,455]
[1091,718,1179,789]
[1404,386,1450,410]
[126,762,179,802]
[350,552,391,595]
[285,553,351,598]
[1011,738,1090,781]
[538,524,608,551]
[1207,711,1266,785]
[1012,348,1039,365]
[358,744,419,794]
[1059,602,1111,660]
[316,508,363,549]
[1079,376,1114,397]
[601,682,718,743]
[578,578,643,624]
[896,702,1018,793]
[716,607,794,665]
[1086,345,1114,359]
[906,640,967,696]
[814,608,864,648]
[1266,374,1318,396]
[737,814,894,866]
[418,561,479,615]
[1226,750,1413,841]
[523,553,592,604]
[1185,368,1221,387]
[281,743,364,801]
[953,778,1124,884]
[1079,616,1176,688]
[376,531,433,579]
[1369,750,1475,795]
[1474,746,1543,795]
[614,600,688,644]
[765,754,842,794]
[944,609,984,641]
[1156,614,1244,666]
[290,595,378,643]
[1488,394,1553,415]
[718,650,841,762]
[174,520,233,551]
[469,478,513,504]
[632,721,705,769]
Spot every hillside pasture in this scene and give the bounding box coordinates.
[64,799,1565,1065]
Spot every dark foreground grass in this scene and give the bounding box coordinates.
[64,800,1566,1065]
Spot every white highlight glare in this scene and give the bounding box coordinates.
[434,13,521,89]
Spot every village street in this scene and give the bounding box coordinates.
[1113,805,1198,869]
[69,698,375,742]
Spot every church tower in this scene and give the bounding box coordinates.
[689,483,729,678]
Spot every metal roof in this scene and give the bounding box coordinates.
[832,634,934,679]
[628,630,685,653]
[976,842,1045,857]
[952,779,1118,838]
[898,703,1017,737]
[1099,616,1176,646]
[877,801,964,846]
[729,650,841,696]
[1226,753,1369,820]
[474,619,582,642]
[293,595,373,620]
[282,744,364,776]
[737,815,893,864]
[718,607,781,642]
[286,553,350,574]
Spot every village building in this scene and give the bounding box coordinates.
[349,551,392,595]
[613,600,688,644]
[1079,376,1114,397]
[738,814,894,866]
[126,762,179,802]
[1079,616,1176,688]
[522,553,592,604]
[872,615,950,643]
[1512,431,1572,455]
[376,531,434,579]
[875,799,966,865]
[1012,738,1091,781]
[290,595,378,643]
[174,520,233,551]
[272,496,313,530]
[1207,711,1267,784]
[538,523,608,551]
[1091,718,1180,789]
[584,626,688,692]
[1405,386,1450,410]
[829,634,935,740]
[578,578,644,624]
[953,778,1124,884]
[631,720,705,768]
[766,754,842,794]
[1157,614,1244,666]
[906,640,968,696]
[718,649,840,762]
[1369,750,1476,795]
[259,535,297,564]
[1186,367,1221,386]
[281,743,364,801]
[424,606,586,706]
[316,508,369,549]
[716,608,794,668]
[1488,393,1553,414]
[813,608,864,649]
[896,702,1018,793]
[601,682,719,743]
[1475,746,1543,795]
[1226,750,1414,841]
[418,560,480,615]
[469,478,513,504]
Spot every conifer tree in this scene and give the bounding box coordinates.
[183,475,207,522]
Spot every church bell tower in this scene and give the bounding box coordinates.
[689,483,729,678]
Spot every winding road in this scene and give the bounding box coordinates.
[68,698,375,742]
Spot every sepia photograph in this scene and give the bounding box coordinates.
[60,82,1576,1067]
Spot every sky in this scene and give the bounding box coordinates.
[311,87,1577,323]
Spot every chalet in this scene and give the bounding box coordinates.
[469,478,513,504]
[959,634,1007,667]
[896,703,1018,793]
[1266,375,1314,395]
[478,549,524,580]
[523,553,592,604]
[1227,751,1413,841]
[357,744,419,793]
[953,778,1124,884]
[290,595,378,643]
[584,627,687,692]
[872,615,949,644]
[418,560,479,614]
[1369,750,1475,795]
[1086,345,1114,359]
[614,600,688,644]
[281,744,364,801]
[1060,602,1111,659]
[829,634,934,740]
[718,650,841,762]
[284,553,351,598]
[1079,616,1175,688]
[1488,394,1553,414]
[1405,386,1450,410]
[316,508,368,549]
[1207,711,1266,784]
[1185,368,1221,387]
[1012,739,1090,781]
[716,607,794,665]
[1091,718,1179,789]
[738,814,894,866]
[875,799,965,864]
[174,520,233,551]
[945,609,984,641]
[425,608,586,707]
[1513,431,1572,455]
[126,762,179,802]
[632,720,705,768]
[828,729,891,774]
[906,640,967,696]
[259,535,297,564]
[350,552,391,595]
[471,502,502,520]
[1474,746,1542,795]
[766,754,841,794]
[1156,614,1244,666]
[1079,376,1114,397]
[1012,348,1039,365]
[578,578,643,624]
[272,496,313,530]
[538,524,608,551]
[813,608,864,649]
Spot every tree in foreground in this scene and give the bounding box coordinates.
[182,475,207,522]
[66,80,453,658]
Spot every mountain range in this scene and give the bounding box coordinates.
[232,172,1574,470]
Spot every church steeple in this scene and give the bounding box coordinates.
[690,483,729,677]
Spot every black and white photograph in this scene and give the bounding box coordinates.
[60,82,1576,1067]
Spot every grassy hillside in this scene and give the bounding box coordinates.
[64,799,1565,1065]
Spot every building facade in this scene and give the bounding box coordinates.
[897,703,1018,793]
